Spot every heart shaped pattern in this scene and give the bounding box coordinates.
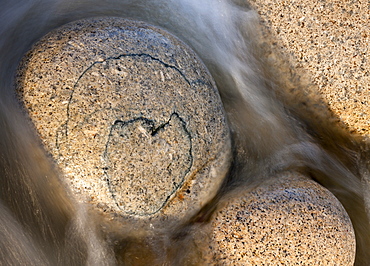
[103,113,192,215]
[54,56,197,216]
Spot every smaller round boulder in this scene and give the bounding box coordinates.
[202,171,356,265]
[16,17,231,226]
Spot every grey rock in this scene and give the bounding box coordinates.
[17,17,231,225]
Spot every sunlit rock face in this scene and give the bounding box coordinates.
[201,171,356,265]
[16,17,231,225]
[249,0,370,138]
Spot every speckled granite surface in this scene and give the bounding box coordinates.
[16,17,231,226]
[249,0,369,137]
[202,171,356,265]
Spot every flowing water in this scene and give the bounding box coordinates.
[1,0,369,265]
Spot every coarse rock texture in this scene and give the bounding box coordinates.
[16,17,231,225]
[202,172,356,265]
[249,0,369,137]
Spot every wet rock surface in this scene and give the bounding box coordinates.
[202,171,356,265]
[16,17,231,223]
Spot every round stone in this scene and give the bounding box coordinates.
[16,17,231,224]
[203,171,356,265]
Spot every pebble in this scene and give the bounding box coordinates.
[16,17,231,225]
[202,171,356,265]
